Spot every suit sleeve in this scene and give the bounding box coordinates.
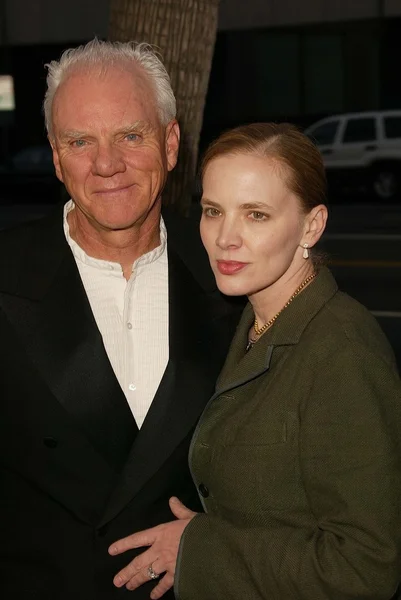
[175,341,401,600]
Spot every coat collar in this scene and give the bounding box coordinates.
[216,267,338,394]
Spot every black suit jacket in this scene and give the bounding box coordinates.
[0,206,240,599]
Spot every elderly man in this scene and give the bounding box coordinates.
[0,40,239,600]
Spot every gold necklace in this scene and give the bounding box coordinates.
[251,272,317,340]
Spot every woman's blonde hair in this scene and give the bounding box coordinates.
[201,122,327,213]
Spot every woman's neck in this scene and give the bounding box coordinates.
[249,265,316,328]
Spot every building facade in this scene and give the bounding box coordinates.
[1,0,401,157]
[0,1,398,44]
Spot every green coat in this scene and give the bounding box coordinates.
[176,268,401,600]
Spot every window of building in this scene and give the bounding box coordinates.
[303,35,344,114]
[253,32,300,117]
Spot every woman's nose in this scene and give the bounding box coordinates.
[216,219,242,249]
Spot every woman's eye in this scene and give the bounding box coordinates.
[203,207,221,217]
[250,211,267,221]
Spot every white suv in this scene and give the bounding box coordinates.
[305,110,401,201]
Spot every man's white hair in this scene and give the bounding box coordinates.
[44,38,176,137]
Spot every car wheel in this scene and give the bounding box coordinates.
[372,166,400,201]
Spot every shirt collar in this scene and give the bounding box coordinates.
[63,199,167,273]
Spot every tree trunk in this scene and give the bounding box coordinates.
[109,0,220,213]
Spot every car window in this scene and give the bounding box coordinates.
[342,118,376,143]
[383,116,401,139]
[307,120,339,145]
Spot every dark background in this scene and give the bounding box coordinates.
[0,0,400,366]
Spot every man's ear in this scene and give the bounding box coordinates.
[48,136,64,183]
[165,120,180,172]
[302,204,328,248]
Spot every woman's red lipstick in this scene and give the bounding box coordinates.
[216,260,248,275]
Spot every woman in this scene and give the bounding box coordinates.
[109,123,401,600]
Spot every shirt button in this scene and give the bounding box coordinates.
[198,483,209,498]
[128,383,136,391]
[127,322,132,330]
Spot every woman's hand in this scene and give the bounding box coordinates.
[109,497,197,599]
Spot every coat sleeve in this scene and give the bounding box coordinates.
[175,340,401,600]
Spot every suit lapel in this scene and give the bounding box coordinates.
[0,207,138,472]
[99,247,236,525]
[0,207,240,525]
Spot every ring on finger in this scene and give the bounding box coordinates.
[147,565,160,580]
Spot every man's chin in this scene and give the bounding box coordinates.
[96,219,145,232]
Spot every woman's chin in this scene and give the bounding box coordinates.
[215,279,249,297]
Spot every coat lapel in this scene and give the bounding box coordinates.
[213,303,274,398]
[215,267,339,397]
[0,207,138,473]
[99,247,237,525]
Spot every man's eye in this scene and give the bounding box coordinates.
[72,139,86,148]
[125,133,139,141]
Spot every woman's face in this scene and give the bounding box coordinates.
[200,153,311,298]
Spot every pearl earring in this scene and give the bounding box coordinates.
[302,243,309,259]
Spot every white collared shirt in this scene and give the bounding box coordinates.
[63,200,169,428]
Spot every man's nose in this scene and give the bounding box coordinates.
[92,143,126,177]
[216,218,242,250]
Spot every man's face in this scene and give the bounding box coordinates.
[50,65,179,232]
